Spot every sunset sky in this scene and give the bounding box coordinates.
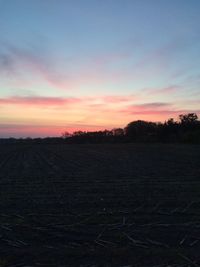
[0,0,200,137]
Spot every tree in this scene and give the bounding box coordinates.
[62,131,71,139]
[179,113,198,124]
[165,118,176,126]
[111,128,124,136]
[73,131,86,136]
[125,120,157,140]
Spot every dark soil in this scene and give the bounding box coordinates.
[0,143,200,266]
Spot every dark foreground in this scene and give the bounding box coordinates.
[0,143,200,266]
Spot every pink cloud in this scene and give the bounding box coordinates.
[5,47,130,90]
[0,94,138,110]
[121,102,200,121]
[1,41,177,91]
[0,96,81,106]
[0,38,191,92]
[0,44,72,90]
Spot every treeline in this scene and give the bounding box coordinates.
[62,113,200,144]
[0,113,199,144]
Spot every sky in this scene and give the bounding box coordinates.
[0,0,200,137]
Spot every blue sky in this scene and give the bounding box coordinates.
[0,0,200,137]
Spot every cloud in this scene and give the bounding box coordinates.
[0,39,180,93]
[0,34,197,94]
[0,42,71,89]
[0,43,98,90]
[0,93,137,108]
[101,95,136,103]
[134,102,171,108]
[0,96,81,106]
[0,42,134,91]
[122,102,200,119]
[144,85,180,95]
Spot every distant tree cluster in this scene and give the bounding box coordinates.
[62,128,125,144]
[62,113,200,144]
[1,113,199,144]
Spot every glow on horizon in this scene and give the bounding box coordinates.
[0,0,200,137]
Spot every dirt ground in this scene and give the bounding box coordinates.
[0,143,200,266]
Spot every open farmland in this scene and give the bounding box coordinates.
[0,143,200,267]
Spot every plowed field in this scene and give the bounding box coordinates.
[0,143,200,266]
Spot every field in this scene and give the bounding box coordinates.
[0,143,200,267]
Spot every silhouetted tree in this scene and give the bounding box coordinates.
[62,131,71,139]
[73,131,86,136]
[177,113,200,143]
[112,128,124,136]
[166,118,177,126]
[160,118,179,142]
[63,113,198,144]
[5,112,197,144]
[125,120,158,141]
[179,113,198,125]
